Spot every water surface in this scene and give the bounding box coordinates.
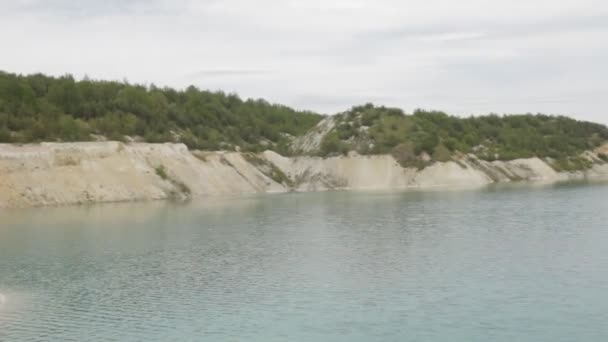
[1,183,608,341]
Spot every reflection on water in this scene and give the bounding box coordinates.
[1,183,608,341]
[0,290,26,325]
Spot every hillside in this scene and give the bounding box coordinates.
[2,73,608,208]
[0,71,323,153]
[297,104,608,172]
[2,72,608,172]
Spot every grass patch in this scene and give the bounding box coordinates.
[243,153,294,187]
[155,165,168,180]
[155,164,191,197]
[391,142,430,170]
[550,156,594,172]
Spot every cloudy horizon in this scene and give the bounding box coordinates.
[1,0,607,122]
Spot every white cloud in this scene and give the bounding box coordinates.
[0,0,606,123]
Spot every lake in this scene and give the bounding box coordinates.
[1,183,608,341]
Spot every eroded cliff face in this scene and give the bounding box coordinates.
[0,142,285,208]
[263,151,608,191]
[1,142,607,208]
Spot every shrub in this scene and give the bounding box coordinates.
[0,126,10,142]
[433,143,452,162]
[155,165,168,180]
[391,142,428,170]
[320,132,349,156]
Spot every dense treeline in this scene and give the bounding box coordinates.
[321,104,608,170]
[2,71,607,170]
[0,71,322,152]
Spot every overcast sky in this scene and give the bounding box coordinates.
[1,0,607,122]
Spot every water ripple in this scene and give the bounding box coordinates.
[1,184,608,341]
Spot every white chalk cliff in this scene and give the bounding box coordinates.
[1,142,607,208]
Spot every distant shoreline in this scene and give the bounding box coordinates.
[1,142,608,209]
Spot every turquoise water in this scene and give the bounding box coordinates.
[1,183,608,341]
